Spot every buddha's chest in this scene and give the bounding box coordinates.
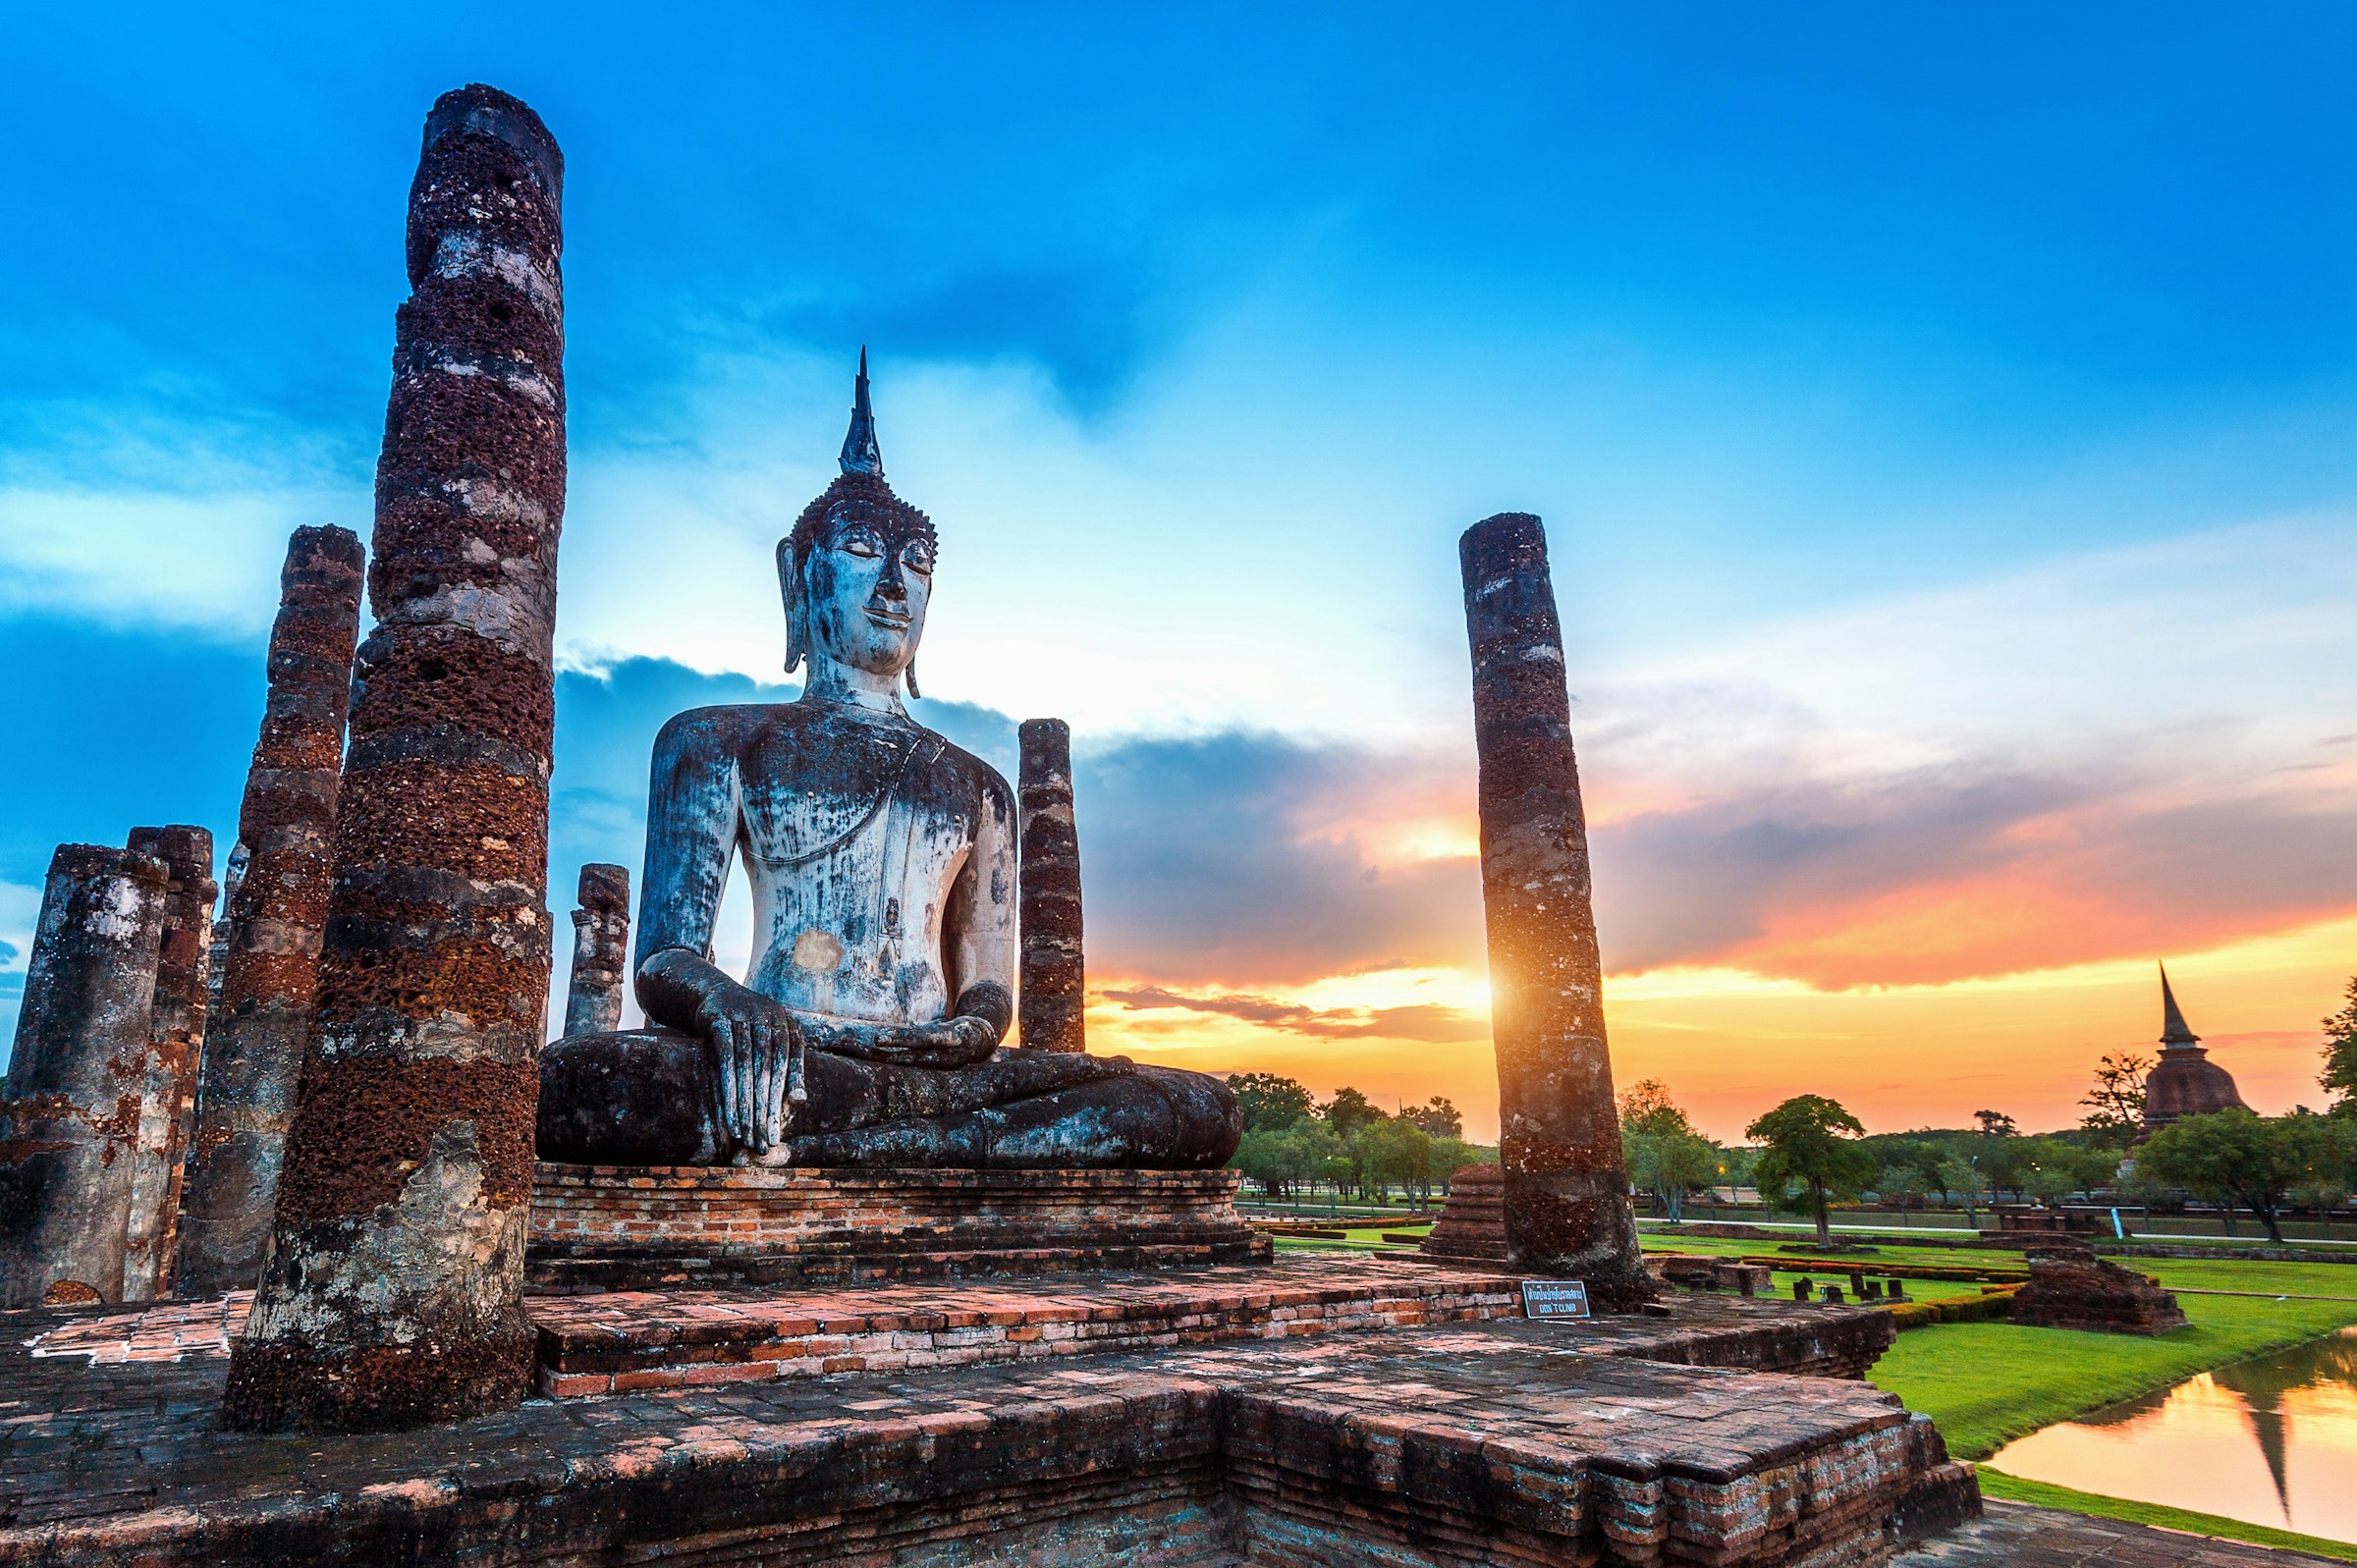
[733,719,978,981]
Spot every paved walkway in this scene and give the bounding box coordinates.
[1896,1500,2347,1564]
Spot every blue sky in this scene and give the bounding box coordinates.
[5,5,2355,1133]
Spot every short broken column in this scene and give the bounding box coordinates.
[223,83,566,1433]
[121,825,216,1302]
[0,845,170,1308]
[1458,512,1655,1312]
[563,864,630,1038]
[1016,718,1086,1053]
[177,525,365,1299]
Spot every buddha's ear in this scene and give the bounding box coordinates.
[904,657,922,700]
[776,537,804,676]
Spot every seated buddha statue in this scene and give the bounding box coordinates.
[538,360,1240,1169]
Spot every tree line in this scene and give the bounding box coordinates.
[1225,1074,1488,1208]
[1225,973,2357,1236]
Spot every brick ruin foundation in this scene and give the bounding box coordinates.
[2008,1238,2189,1334]
[1420,1162,1509,1263]
[6,1256,1972,1567]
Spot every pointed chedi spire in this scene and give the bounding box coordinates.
[2159,962,2200,1047]
[839,346,883,476]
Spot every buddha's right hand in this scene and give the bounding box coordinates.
[694,983,805,1160]
[637,947,804,1158]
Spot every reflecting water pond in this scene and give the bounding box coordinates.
[1987,1326,2357,1543]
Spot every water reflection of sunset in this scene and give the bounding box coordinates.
[1988,1329,2357,1544]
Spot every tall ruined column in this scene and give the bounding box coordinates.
[177,526,364,1298]
[223,84,565,1433]
[121,826,216,1301]
[562,864,630,1038]
[1017,718,1086,1053]
[1458,513,1654,1311]
[0,846,170,1307]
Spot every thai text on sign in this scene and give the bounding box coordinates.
[1520,1279,1591,1321]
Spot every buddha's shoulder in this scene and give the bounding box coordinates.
[651,703,801,757]
[925,731,1014,811]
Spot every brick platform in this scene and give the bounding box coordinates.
[527,1162,1272,1291]
[530,1260,1522,1396]
[2,1287,1972,1567]
[22,1257,1897,1399]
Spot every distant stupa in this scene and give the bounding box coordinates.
[2139,964,2248,1132]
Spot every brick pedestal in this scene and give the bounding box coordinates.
[526,1164,1272,1291]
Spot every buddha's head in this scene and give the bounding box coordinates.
[779,354,939,700]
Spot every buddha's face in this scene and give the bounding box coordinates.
[801,503,935,681]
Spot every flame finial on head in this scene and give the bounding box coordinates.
[840,347,883,476]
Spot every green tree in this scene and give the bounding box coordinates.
[2322,977,2357,1115]
[1625,1126,1721,1222]
[1228,1072,1315,1133]
[1617,1080,1718,1222]
[1321,1086,1387,1140]
[1939,1154,1988,1225]
[2137,1108,2357,1245]
[1974,1108,2018,1138]
[1405,1097,1463,1137]
[1619,1079,1696,1136]
[1364,1117,1440,1209]
[2078,1053,2152,1149]
[1746,1095,1876,1247]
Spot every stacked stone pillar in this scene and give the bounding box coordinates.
[1016,718,1086,1053]
[1458,513,1654,1312]
[563,864,630,1038]
[177,526,365,1298]
[223,83,565,1432]
[121,825,216,1301]
[0,846,170,1307]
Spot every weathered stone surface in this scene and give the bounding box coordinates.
[526,1162,1271,1290]
[120,827,215,1304]
[221,84,565,1433]
[561,862,629,1038]
[1018,717,1087,1053]
[0,846,170,1307]
[2009,1238,2189,1334]
[1458,514,1654,1312]
[177,525,365,1300]
[1419,1162,1508,1263]
[542,1027,1239,1169]
[2,1280,1969,1567]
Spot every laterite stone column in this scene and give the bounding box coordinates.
[562,864,630,1038]
[177,525,364,1298]
[121,825,216,1301]
[1458,512,1654,1311]
[1017,718,1085,1053]
[0,846,170,1307]
[224,83,566,1432]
